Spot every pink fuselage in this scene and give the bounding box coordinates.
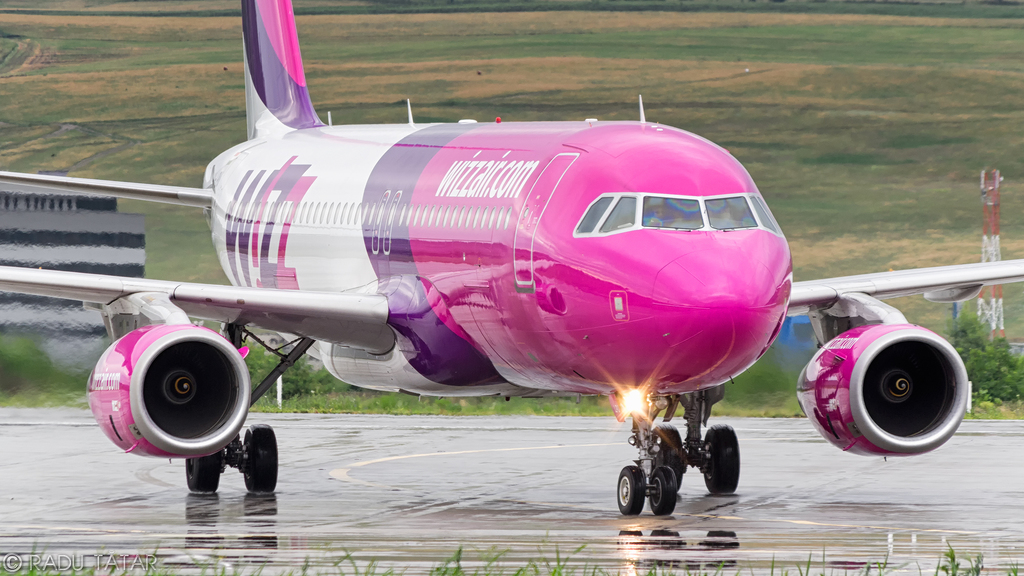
[209,121,793,397]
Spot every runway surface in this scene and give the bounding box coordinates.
[1,408,1023,574]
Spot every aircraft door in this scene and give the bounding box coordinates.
[382,190,402,256]
[370,190,391,255]
[512,153,579,291]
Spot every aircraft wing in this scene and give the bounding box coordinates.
[0,265,393,353]
[788,259,1024,315]
[0,171,212,208]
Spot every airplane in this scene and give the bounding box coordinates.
[2,0,1024,517]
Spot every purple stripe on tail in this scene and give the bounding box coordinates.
[241,0,322,130]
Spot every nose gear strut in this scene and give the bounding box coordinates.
[615,385,739,516]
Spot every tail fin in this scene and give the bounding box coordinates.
[241,0,322,140]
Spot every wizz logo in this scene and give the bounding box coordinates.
[224,156,316,289]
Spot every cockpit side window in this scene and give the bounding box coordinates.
[576,197,614,234]
[750,196,782,235]
[643,197,703,230]
[600,196,637,233]
[705,197,757,230]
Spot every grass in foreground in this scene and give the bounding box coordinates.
[0,544,1001,576]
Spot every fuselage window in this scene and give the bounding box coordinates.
[299,203,308,224]
[504,208,512,230]
[471,207,480,229]
[327,203,335,225]
[642,197,704,230]
[576,197,614,234]
[457,206,466,228]
[443,206,452,228]
[428,205,437,227]
[706,196,757,230]
[314,202,322,225]
[750,196,781,234]
[414,204,422,226]
[600,196,637,233]
[399,204,407,227]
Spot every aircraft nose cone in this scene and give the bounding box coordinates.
[642,237,789,389]
[652,245,780,310]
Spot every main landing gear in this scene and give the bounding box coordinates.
[615,385,740,516]
[185,326,313,495]
[186,424,279,494]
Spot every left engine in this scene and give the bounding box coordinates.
[87,324,251,458]
[797,323,969,456]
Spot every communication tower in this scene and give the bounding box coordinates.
[978,169,1004,339]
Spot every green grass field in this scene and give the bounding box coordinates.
[2,2,1024,411]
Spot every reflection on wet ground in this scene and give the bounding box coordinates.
[2,409,1023,574]
[618,530,739,572]
[184,493,278,551]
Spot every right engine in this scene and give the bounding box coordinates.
[797,323,969,456]
[87,324,250,458]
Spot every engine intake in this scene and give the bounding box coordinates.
[797,324,968,456]
[88,324,250,458]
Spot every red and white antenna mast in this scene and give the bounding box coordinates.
[978,169,1004,339]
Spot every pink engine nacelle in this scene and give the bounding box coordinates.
[87,324,251,458]
[797,323,969,456]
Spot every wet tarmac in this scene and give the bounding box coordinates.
[1,408,1023,574]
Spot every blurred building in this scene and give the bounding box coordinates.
[0,184,145,367]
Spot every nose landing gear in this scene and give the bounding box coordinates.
[615,385,739,516]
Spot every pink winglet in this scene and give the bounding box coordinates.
[238,346,250,359]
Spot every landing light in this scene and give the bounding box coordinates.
[622,389,648,416]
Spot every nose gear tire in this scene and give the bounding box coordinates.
[648,466,678,516]
[653,424,685,490]
[617,465,646,516]
[243,424,278,493]
[703,424,740,494]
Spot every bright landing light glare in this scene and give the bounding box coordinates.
[622,389,647,415]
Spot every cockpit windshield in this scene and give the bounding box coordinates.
[600,197,637,233]
[642,197,703,230]
[575,196,614,234]
[705,197,757,231]
[574,192,781,237]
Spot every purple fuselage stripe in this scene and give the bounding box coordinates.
[362,124,476,278]
[380,275,503,387]
[361,124,502,386]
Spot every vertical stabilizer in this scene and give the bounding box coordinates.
[241,0,322,140]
